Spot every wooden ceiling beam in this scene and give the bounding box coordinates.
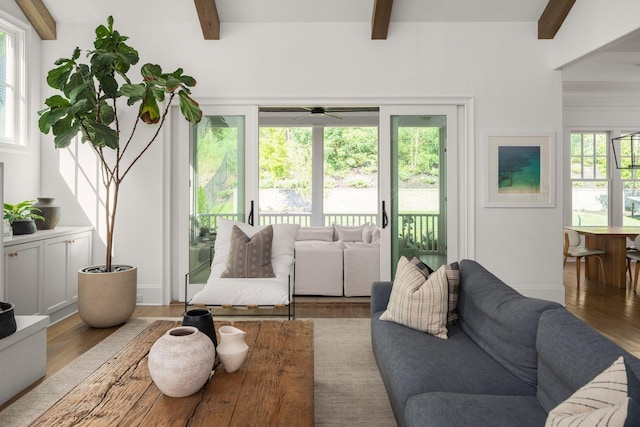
[194,0,220,40]
[371,0,393,40]
[538,0,576,39]
[15,0,56,40]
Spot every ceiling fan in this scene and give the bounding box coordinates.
[259,106,379,120]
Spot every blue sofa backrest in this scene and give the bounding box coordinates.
[536,308,640,412]
[458,260,562,386]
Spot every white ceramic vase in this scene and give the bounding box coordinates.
[148,326,215,397]
[217,325,249,373]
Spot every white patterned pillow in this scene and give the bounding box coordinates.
[379,256,448,339]
[545,356,640,427]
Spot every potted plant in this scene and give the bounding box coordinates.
[37,16,202,327]
[3,200,45,235]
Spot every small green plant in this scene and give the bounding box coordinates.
[3,200,45,224]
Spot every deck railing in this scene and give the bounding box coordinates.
[195,212,442,255]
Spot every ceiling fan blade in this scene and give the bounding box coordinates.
[323,112,344,119]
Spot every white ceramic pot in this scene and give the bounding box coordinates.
[148,326,215,397]
[216,325,249,373]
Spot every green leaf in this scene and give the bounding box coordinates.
[178,90,202,124]
[98,74,118,97]
[141,63,162,79]
[95,24,110,38]
[52,117,80,148]
[179,74,196,87]
[44,95,71,108]
[164,77,181,92]
[38,111,52,134]
[120,83,145,98]
[139,90,160,124]
[98,101,115,125]
[46,65,72,90]
[90,122,119,149]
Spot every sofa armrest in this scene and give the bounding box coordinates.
[371,281,393,315]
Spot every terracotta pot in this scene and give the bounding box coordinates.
[78,265,137,328]
[148,326,215,397]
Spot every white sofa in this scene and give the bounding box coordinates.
[294,224,380,297]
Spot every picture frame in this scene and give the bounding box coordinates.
[484,132,555,208]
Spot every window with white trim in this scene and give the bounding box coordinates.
[570,132,609,226]
[0,14,25,147]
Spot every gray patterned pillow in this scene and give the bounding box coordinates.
[445,262,460,324]
[221,225,275,278]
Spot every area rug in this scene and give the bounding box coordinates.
[0,317,395,427]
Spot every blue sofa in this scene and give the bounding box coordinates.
[371,259,640,427]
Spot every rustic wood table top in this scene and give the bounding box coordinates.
[30,319,314,427]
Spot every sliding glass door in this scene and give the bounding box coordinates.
[379,106,458,279]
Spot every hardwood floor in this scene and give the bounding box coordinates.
[1,264,638,412]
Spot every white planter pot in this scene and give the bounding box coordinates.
[78,265,137,328]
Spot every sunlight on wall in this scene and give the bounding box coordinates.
[59,136,107,245]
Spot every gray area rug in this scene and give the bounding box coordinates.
[0,317,395,426]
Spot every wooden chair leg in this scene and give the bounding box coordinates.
[595,255,606,285]
[575,257,582,288]
[563,256,567,267]
[634,261,640,293]
[627,258,632,282]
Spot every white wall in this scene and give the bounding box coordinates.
[33,19,565,304]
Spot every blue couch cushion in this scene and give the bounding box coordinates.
[405,392,547,427]
[457,259,562,386]
[536,308,640,413]
[371,313,536,426]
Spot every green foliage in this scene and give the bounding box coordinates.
[36,16,203,270]
[3,200,45,223]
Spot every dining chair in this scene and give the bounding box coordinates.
[563,229,606,287]
[625,235,640,293]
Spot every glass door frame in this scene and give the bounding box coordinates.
[379,105,460,280]
[172,105,259,302]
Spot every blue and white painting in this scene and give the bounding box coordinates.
[497,146,541,194]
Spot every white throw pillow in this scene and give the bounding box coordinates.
[212,218,299,278]
[296,227,334,242]
[545,356,640,427]
[379,256,448,339]
[334,224,365,242]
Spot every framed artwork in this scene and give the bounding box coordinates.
[484,132,555,207]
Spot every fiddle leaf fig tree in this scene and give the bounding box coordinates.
[38,16,202,272]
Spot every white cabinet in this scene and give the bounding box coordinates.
[43,232,91,315]
[4,241,43,315]
[4,227,92,320]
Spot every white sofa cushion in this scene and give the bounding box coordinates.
[296,226,334,242]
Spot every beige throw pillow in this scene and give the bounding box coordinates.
[545,356,640,426]
[380,256,448,339]
[221,225,275,278]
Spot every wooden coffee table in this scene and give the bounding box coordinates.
[30,319,314,426]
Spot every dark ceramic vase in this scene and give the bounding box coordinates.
[182,308,217,348]
[33,197,61,230]
[0,302,17,339]
[11,219,36,235]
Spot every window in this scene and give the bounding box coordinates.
[258,125,378,227]
[619,132,640,225]
[0,13,25,147]
[570,132,609,226]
